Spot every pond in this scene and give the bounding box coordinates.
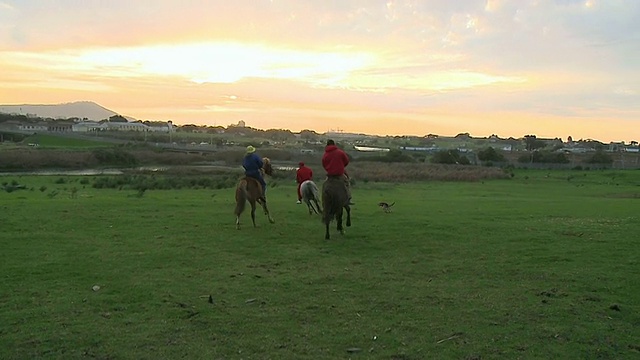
[0,164,297,176]
[0,169,125,176]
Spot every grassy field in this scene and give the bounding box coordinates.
[23,133,114,148]
[1,170,639,359]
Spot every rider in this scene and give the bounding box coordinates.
[321,139,354,205]
[242,145,267,196]
[295,161,313,204]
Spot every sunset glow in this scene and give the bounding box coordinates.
[0,0,638,142]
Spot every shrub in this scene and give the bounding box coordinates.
[346,162,509,182]
[91,174,239,191]
[585,150,613,164]
[92,149,138,166]
[477,147,506,162]
[430,150,470,165]
[366,149,415,163]
[517,151,569,164]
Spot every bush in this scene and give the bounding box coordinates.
[478,147,506,162]
[585,150,613,164]
[345,162,508,182]
[517,151,569,164]
[91,174,238,191]
[367,149,415,163]
[92,149,138,166]
[430,150,470,165]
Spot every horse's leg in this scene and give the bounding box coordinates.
[236,200,243,230]
[345,205,351,227]
[250,200,257,227]
[336,209,344,235]
[258,198,275,223]
[325,219,331,240]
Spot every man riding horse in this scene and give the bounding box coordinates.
[236,145,274,229]
[321,139,353,239]
[242,145,267,197]
[322,139,353,205]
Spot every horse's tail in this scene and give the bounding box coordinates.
[321,186,335,224]
[321,190,330,223]
[234,179,248,216]
[310,181,320,200]
[311,182,321,209]
[321,177,348,223]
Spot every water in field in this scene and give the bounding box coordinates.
[0,169,125,176]
[0,164,296,176]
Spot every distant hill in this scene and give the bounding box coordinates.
[0,101,135,121]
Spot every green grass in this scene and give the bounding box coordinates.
[24,133,112,148]
[1,170,639,359]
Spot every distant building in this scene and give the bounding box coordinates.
[18,122,48,132]
[72,121,106,132]
[399,146,438,152]
[354,146,390,152]
[105,122,149,131]
[147,123,171,133]
[48,122,73,132]
[229,120,246,128]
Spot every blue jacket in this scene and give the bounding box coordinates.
[242,153,264,177]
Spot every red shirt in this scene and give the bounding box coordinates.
[322,145,349,176]
[296,166,313,184]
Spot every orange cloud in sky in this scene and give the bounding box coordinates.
[0,1,638,143]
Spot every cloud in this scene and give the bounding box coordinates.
[0,1,14,10]
[0,0,638,142]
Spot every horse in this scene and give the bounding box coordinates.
[234,157,275,229]
[300,180,321,215]
[321,175,351,240]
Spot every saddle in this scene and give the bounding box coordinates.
[326,174,346,182]
[243,176,261,188]
[242,176,266,199]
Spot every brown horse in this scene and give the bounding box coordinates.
[321,175,351,240]
[234,157,275,229]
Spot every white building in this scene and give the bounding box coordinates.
[18,122,48,132]
[72,121,107,132]
[104,122,149,131]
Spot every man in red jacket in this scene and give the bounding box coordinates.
[296,161,313,204]
[322,139,353,205]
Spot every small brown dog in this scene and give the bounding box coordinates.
[378,201,395,213]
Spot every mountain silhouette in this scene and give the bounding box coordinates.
[0,101,135,121]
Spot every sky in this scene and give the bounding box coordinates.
[0,0,638,142]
